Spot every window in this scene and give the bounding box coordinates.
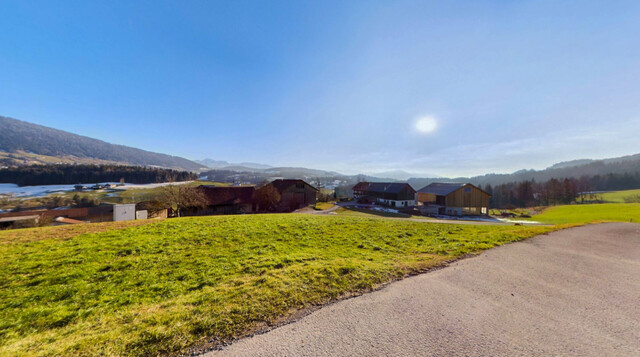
[464,187,471,193]
[296,183,305,189]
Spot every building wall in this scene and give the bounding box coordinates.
[444,185,490,210]
[113,204,136,221]
[277,185,317,211]
[376,198,416,207]
[444,207,463,216]
[183,203,254,216]
[417,192,437,203]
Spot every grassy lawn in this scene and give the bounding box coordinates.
[526,203,640,224]
[0,214,556,356]
[599,189,640,203]
[314,202,335,210]
[0,220,159,245]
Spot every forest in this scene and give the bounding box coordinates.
[0,164,197,186]
[0,116,205,171]
[483,172,640,208]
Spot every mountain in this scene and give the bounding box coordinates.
[196,158,272,171]
[0,116,205,171]
[370,170,439,181]
[547,159,594,170]
[408,153,640,189]
[262,167,343,177]
[195,159,231,168]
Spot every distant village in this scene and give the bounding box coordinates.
[0,178,490,230]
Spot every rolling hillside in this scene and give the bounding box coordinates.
[0,116,205,171]
[408,153,640,189]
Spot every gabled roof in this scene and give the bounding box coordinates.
[417,182,467,195]
[268,179,319,192]
[198,186,255,206]
[354,182,416,194]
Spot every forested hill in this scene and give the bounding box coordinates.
[0,164,197,186]
[408,153,640,189]
[0,116,205,171]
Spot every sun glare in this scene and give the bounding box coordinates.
[415,116,438,134]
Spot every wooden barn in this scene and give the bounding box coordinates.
[417,183,490,216]
[183,186,257,216]
[267,179,318,212]
[352,182,416,208]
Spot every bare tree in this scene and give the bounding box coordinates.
[158,185,208,217]
[254,184,281,212]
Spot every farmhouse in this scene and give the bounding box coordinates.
[417,183,490,216]
[267,179,318,212]
[352,182,416,207]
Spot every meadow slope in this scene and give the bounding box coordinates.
[0,215,556,356]
[528,203,640,224]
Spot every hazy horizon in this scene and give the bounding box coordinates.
[2,1,640,177]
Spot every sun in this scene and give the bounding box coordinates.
[415,116,438,134]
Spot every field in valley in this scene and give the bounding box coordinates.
[522,203,640,224]
[0,214,556,356]
[598,188,640,203]
[0,180,228,211]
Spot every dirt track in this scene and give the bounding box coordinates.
[205,223,640,356]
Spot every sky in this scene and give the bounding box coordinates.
[1,0,640,177]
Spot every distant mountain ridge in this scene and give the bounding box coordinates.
[369,170,440,181]
[196,158,272,170]
[201,152,640,188]
[407,153,640,189]
[0,116,205,171]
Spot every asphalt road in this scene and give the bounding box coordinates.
[205,223,640,356]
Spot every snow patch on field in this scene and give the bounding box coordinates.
[0,181,194,197]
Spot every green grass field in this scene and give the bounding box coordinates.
[313,202,335,210]
[0,214,556,356]
[527,203,640,224]
[599,189,640,203]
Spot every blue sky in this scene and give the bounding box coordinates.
[1,1,640,177]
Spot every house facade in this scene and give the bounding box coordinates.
[352,182,416,207]
[417,182,490,216]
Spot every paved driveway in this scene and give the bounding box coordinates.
[205,223,640,356]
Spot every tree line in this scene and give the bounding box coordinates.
[482,172,640,208]
[0,164,197,186]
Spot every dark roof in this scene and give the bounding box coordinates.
[268,179,318,192]
[352,182,370,191]
[199,186,255,206]
[354,182,415,194]
[416,182,490,196]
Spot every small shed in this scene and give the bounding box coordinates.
[113,204,136,221]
